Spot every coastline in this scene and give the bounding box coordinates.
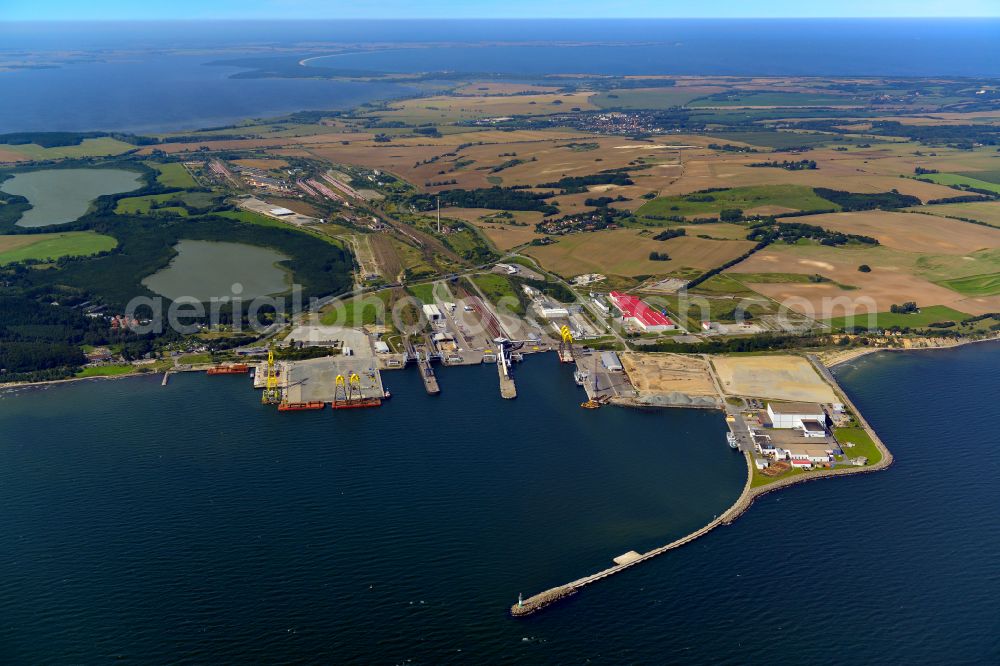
[820,333,1000,368]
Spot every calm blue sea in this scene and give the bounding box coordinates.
[0,344,997,663]
[1,19,998,133]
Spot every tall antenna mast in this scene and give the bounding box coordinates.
[436,196,441,234]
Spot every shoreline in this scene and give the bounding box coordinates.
[821,334,1000,368]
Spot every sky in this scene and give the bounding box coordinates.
[2,0,998,21]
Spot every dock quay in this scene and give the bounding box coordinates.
[497,357,517,399]
[161,371,170,386]
[496,339,519,399]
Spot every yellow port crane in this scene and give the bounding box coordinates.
[333,374,348,405]
[348,373,363,402]
[262,345,281,404]
[558,325,575,363]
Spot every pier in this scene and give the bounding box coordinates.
[511,356,894,617]
[406,338,441,395]
[161,371,171,386]
[511,452,754,616]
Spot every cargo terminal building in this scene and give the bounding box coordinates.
[608,291,676,333]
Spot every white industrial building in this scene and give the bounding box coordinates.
[422,303,444,322]
[601,351,623,372]
[539,305,570,319]
[766,402,826,429]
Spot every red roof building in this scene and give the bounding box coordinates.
[608,291,676,333]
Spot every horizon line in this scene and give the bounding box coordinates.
[2,16,996,22]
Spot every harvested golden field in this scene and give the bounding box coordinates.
[660,146,960,202]
[729,244,1000,316]
[0,235,42,253]
[523,229,755,278]
[0,147,30,163]
[711,354,837,403]
[367,92,597,123]
[910,201,1000,228]
[232,158,289,169]
[441,208,544,250]
[453,82,562,95]
[802,210,1000,254]
[620,353,718,396]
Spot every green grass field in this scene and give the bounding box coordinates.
[0,231,117,265]
[701,130,843,149]
[918,173,1000,194]
[75,364,135,378]
[407,282,438,304]
[590,88,708,109]
[826,304,972,330]
[955,170,1000,185]
[0,137,136,160]
[938,272,1000,297]
[636,184,837,220]
[689,92,864,107]
[471,273,524,315]
[116,191,216,215]
[833,426,882,466]
[148,162,198,188]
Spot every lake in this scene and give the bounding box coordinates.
[0,343,996,661]
[141,239,291,301]
[0,168,142,228]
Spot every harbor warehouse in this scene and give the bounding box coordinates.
[767,402,826,429]
[608,291,676,333]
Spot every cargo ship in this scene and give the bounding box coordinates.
[278,401,325,412]
[727,432,739,449]
[330,398,382,410]
[206,364,250,375]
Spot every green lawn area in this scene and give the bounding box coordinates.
[0,231,117,265]
[320,292,392,326]
[116,191,216,215]
[917,172,1000,194]
[178,353,213,365]
[148,161,198,188]
[76,364,135,378]
[826,304,972,330]
[833,426,882,466]
[636,184,837,220]
[407,282,438,304]
[938,272,1000,297]
[471,273,524,315]
[750,466,805,488]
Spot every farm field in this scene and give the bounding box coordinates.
[905,201,1000,228]
[916,172,1000,194]
[636,184,837,220]
[523,228,755,278]
[0,231,117,265]
[935,273,1000,297]
[690,91,864,107]
[115,191,216,215]
[0,137,136,161]
[710,354,838,403]
[826,305,973,330]
[590,87,724,109]
[148,161,198,188]
[798,210,1000,255]
[363,92,598,124]
[729,243,1000,316]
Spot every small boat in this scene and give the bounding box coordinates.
[581,399,600,409]
[573,370,589,386]
[383,390,392,399]
[727,432,739,449]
